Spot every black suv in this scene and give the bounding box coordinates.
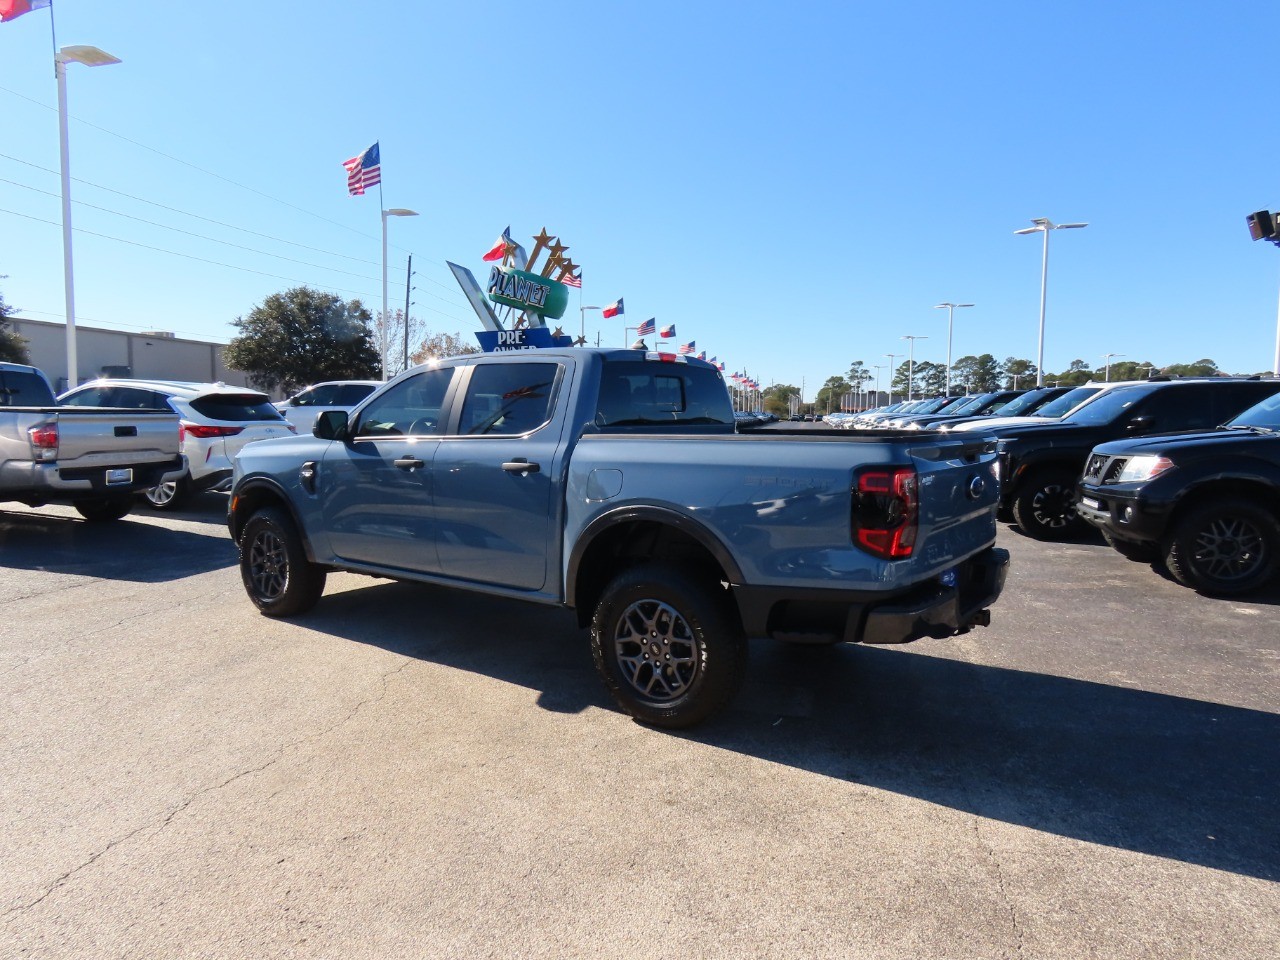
[1076,389,1280,596]
[992,378,1280,541]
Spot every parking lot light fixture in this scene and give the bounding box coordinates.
[934,302,974,396]
[1102,352,1124,382]
[900,335,928,400]
[884,353,900,404]
[1015,218,1088,387]
[56,45,121,389]
[381,208,418,379]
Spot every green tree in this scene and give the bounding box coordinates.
[951,354,1002,393]
[224,287,380,395]
[409,330,481,365]
[1001,357,1038,389]
[846,360,873,393]
[1162,358,1220,378]
[0,280,31,364]
[763,383,801,418]
[815,375,851,413]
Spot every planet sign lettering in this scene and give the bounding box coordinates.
[486,266,569,321]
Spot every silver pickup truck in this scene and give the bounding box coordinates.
[229,349,1009,727]
[1,362,184,521]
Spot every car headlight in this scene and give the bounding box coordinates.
[1117,454,1174,483]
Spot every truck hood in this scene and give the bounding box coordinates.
[1091,428,1277,458]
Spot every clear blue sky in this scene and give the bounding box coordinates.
[3,1,1280,398]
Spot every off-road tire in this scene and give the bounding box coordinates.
[1164,498,1280,597]
[590,562,746,729]
[1012,470,1084,541]
[239,506,327,616]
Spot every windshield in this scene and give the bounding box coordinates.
[943,395,990,415]
[1035,386,1103,419]
[998,390,1052,416]
[1226,391,1280,431]
[1060,384,1155,425]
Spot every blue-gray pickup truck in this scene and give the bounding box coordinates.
[228,348,1008,727]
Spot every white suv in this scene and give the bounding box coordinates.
[274,380,380,431]
[60,379,295,509]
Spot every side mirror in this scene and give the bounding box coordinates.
[1126,414,1153,433]
[314,409,349,440]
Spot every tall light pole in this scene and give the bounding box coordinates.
[56,45,121,389]
[901,335,928,400]
[933,302,974,396]
[381,207,418,379]
[1014,217,1088,386]
[579,305,601,344]
[1101,352,1124,382]
[872,364,887,406]
[884,353,900,404]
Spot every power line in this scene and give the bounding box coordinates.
[0,207,473,324]
[0,149,473,308]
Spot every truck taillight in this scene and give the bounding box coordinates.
[28,423,59,462]
[852,466,918,559]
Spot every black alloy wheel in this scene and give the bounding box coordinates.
[590,562,746,729]
[1012,471,1084,541]
[1165,498,1280,597]
[239,506,327,616]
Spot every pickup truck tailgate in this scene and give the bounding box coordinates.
[908,434,1000,571]
[54,410,180,467]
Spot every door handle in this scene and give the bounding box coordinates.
[502,459,540,474]
[394,456,424,471]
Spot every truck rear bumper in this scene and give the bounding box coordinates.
[2,455,186,505]
[732,546,1009,646]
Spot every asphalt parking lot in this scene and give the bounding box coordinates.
[2,494,1277,959]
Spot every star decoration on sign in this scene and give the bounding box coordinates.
[573,335,588,347]
[551,327,566,339]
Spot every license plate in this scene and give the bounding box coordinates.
[1080,496,1100,511]
[106,468,133,485]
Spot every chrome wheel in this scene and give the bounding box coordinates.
[146,481,178,506]
[613,598,700,702]
[247,528,289,600]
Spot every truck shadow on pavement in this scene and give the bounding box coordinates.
[303,578,1278,883]
[0,508,237,581]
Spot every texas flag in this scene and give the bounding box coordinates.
[696,351,706,361]
[1,0,50,22]
[602,298,624,319]
[659,324,676,339]
[482,227,513,262]
[678,341,695,355]
[636,318,656,336]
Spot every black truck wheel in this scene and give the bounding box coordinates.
[239,506,327,616]
[74,497,133,522]
[143,476,190,511]
[590,562,746,729]
[1164,498,1280,597]
[1011,469,1083,541]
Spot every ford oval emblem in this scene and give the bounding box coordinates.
[966,475,986,500]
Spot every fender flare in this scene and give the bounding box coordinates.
[565,504,745,607]
[228,476,318,561]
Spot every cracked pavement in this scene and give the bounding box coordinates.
[1,500,1277,959]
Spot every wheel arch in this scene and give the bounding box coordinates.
[567,506,744,629]
[1165,478,1280,534]
[228,477,317,561]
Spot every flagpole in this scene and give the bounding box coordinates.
[378,180,388,380]
[48,1,59,75]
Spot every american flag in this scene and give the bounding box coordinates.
[562,272,582,288]
[637,318,656,336]
[343,142,381,196]
[678,341,695,355]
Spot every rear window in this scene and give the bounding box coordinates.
[0,369,55,406]
[595,360,733,429]
[190,393,284,422]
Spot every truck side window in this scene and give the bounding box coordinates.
[353,368,455,437]
[459,363,558,436]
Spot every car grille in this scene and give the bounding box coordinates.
[1083,453,1129,484]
